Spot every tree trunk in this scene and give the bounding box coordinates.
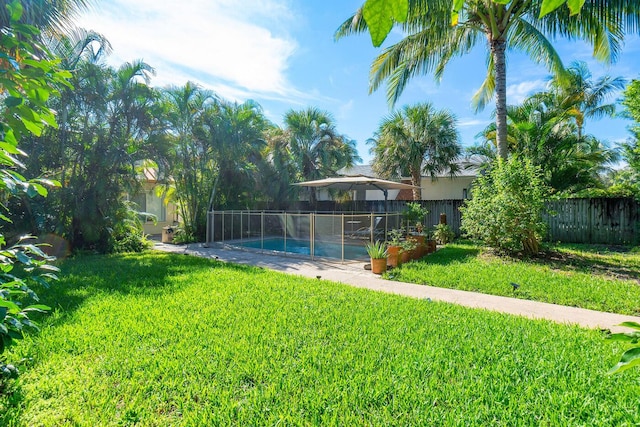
[491,37,508,160]
[411,169,421,200]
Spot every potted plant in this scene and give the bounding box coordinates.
[400,239,417,263]
[403,202,428,235]
[366,240,388,274]
[386,228,404,267]
[387,228,404,268]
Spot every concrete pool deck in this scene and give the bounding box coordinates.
[154,241,640,333]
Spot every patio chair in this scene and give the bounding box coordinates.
[347,216,385,240]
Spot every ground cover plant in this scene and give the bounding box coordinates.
[388,241,640,315]
[0,252,639,425]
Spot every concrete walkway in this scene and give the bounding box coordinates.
[154,241,640,333]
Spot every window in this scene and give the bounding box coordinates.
[462,188,468,199]
[132,191,166,222]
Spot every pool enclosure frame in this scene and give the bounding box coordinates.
[206,210,402,262]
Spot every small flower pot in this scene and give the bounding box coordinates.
[371,257,387,274]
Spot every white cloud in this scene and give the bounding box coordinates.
[458,118,486,127]
[506,79,548,104]
[77,0,300,98]
[337,99,354,120]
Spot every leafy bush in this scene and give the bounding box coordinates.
[108,202,153,253]
[172,228,198,244]
[460,157,548,256]
[432,223,455,244]
[0,0,70,390]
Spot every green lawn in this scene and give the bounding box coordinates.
[387,242,640,316]
[1,252,639,426]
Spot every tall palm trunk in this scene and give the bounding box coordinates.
[411,168,421,201]
[491,36,509,160]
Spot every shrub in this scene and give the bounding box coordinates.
[433,223,455,244]
[108,202,153,253]
[172,228,198,244]
[460,157,548,256]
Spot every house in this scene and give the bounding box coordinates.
[129,168,179,236]
[326,161,479,201]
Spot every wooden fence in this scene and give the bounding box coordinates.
[308,198,640,245]
[545,198,639,245]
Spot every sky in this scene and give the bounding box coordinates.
[76,0,640,165]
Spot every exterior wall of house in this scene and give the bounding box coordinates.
[420,176,475,200]
[131,182,179,235]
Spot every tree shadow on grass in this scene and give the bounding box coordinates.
[37,251,267,321]
[1,251,269,425]
[531,245,640,284]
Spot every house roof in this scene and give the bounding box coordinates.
[338,158,480,179]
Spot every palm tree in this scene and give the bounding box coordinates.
[285,107,360,205]
[542,61,626,139]
[336,0,640,160]
[0,0,93,34]
[261,127,298,209]
[205,99,270,209]
[162,82,217,237]
[370,102,461,200]
[479,95,617,193]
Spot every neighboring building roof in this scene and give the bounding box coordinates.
[338,158,481,179]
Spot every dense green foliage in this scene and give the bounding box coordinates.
[470,61,620,197]
[371,103,461,200]
[339,0,640,159]
[461,157,548,255]
[2,252,639,425]
[14,60,359,245]
[387,241,640,315]
[359,0,586,47]
[0,0,72,385]
[616,79,640,198]
[281,107,360,207]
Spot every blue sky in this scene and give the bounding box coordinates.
[77,0,640,164]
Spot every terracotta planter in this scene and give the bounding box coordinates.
[400,249,411,264]
[386,245,401,268]
[425,239,437,254]
[371,257,387,274]
[407,235,425,246]
[407,235,426,258]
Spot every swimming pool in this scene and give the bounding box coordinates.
[235,238,368,260]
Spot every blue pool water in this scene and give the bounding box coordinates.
[236,238,368,260]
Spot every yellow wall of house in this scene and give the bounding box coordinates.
[419,176,475,200]
[134,183,179,236]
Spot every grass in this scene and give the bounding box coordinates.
[1,251,639,426]
[386,242,640,316]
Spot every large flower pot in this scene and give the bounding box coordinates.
[371,257,387,274]
[407,235,426,258]
[400,249,411,264]
[387,245,401,268]
[426,239,437,254]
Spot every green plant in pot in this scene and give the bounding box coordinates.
[400,238,418,263]
[403,202,428,234]
[386,229,404,267]
[366,240,388,274]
